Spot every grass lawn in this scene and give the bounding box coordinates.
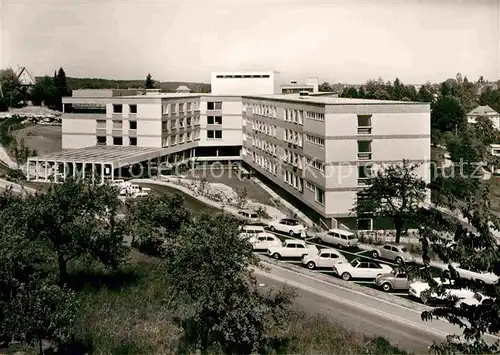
[13,125,62,156]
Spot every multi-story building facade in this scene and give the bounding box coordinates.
[281,77,319,94]
[242,93,431,229]
[29,72,431,231]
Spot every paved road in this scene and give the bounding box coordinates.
[253,262,500,354]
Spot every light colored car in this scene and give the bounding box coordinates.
[248,233,282,250]
[371,244,414,264]
[132,191,149,198]
[238,225,266,239]
[301,248,348,269]
[236,210,261,224]
[267,239,317,260]
[332,258,393,281]
[408,279,485,305]
[268,218,306,237]
[317,229,358,248]
[449,262,499,284]
[375,269,411,292]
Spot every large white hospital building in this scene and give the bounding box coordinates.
[27,71,431,230]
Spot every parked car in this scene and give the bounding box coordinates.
[238,225,266,239]
[248,233,282,250]
[268,218,306,237]
[132,191,149,199]
[449,262,499,284]
[267,239,317,260]
[375,269,411,292]
[371,244,414,264]
[408,279,485,305]
[236,210,261,224]
[301,248,348,269]
[332,258,393,281]
[317,229,358,248]
[110,179,125,187]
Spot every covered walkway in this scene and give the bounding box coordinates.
[26,145,196,184]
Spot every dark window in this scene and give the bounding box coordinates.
[215,130,222,139]
[96,136,106,145]
[397,274,407,279]
[207,116,222,124]
[207,130,214,139]
[113,104,122,114]
[357,115,371,127]
[383,245,392,250]
[129,137,137,146]
[296,244,305,249]
[129,104,137,114]
[207,102,222,110]
[113,137,123,145]
[319,253,329,258]
[129,120,137,130]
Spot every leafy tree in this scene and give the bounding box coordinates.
[352,160,427,243]
[431,95,466,133]
[145,73,155,89]
[414,183,500,354]
[10,137,36,167]
[163,213,295,353]
[126,193,191,256]
[235,187,248,209]
[418,84,435,103]
[318,82,332,92]
[373,88,391,100]
[4,277,78,355]
[358,86,366,98]
[0,68,23,109]
[30,76,58,107]
[23,178,128,282]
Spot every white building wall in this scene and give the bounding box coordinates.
[199,98,243,148]
[371,112,430,135]
[324,113,357,136]
[210,72,279,95]
[325,191,357,215]
[62,117,96,149]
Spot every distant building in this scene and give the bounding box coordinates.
[281,77,319,94]
[175,85,191,93]
[29,70,430,231]
[467,105,500,130]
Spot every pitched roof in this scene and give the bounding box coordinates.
[467,105,499,116]
[16,66,36,86]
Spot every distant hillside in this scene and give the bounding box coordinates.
[35,77,211,93]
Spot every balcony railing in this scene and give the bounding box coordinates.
[357,152,372,160]
[357,178,372,186]
[357,126,372,134]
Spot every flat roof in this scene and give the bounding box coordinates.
[243,94,424,105]
[28,146,171,169]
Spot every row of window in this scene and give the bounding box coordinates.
[305,157,325,172]
[305,134,325,146]
[207,116,222,124]
[285,129,303,146]
[252,136,278,157]
[284,149,302,169]
[97,136,137,146]
[112,104,136,114]
[161,117,200,131]
[207,130,222,139]
[97,120,137,130]
[207,101,222,110]
[162,102,200,115]
[162,131,200,147]
[284,170,303,192]
[306,111,325,121]
[253,120,277,137]
[284,109,304,124]
[253,152,278,175]
[252,104,277,118]
[305,181,325,205]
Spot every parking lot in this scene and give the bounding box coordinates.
[255,227,440,304]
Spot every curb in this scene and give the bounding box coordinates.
[256,254,432,313]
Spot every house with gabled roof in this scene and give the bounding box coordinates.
[467,105,500,130]
[16,66,36,87]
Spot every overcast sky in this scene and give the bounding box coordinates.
[1,0,498,84]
